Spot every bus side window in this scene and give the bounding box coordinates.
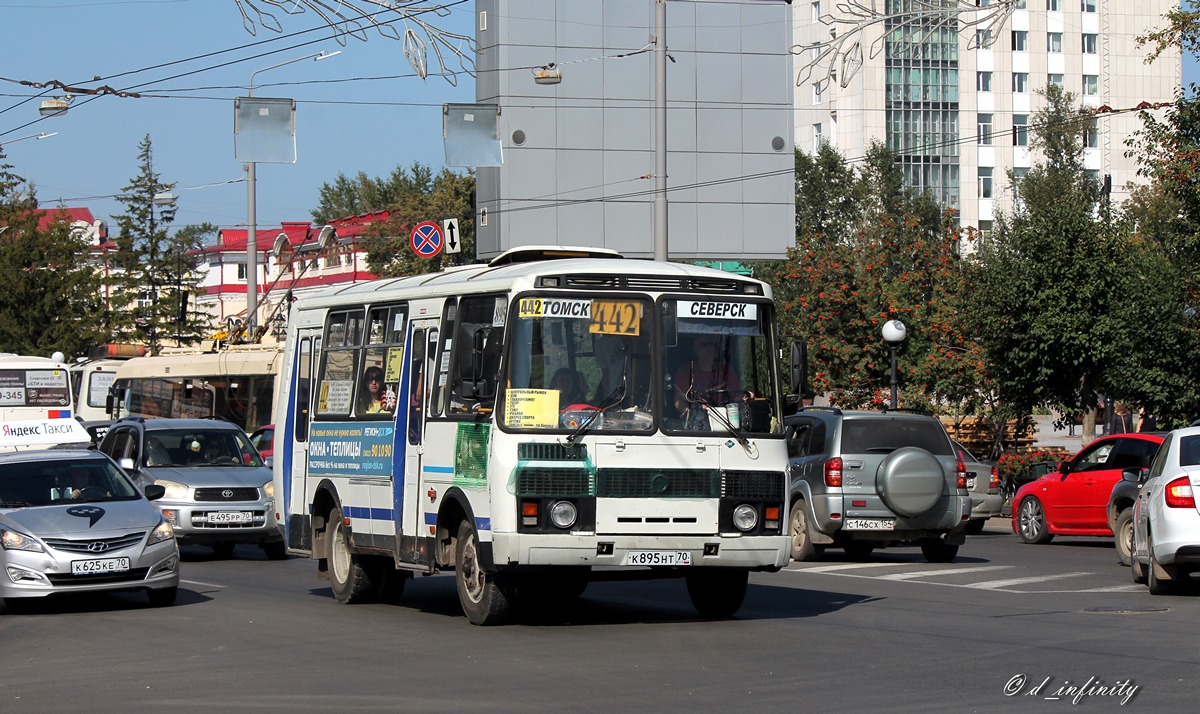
[294,336,312,442]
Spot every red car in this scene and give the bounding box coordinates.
[1012,432,1164,544]
[250,424,275,461]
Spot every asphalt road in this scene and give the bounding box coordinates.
[2,519,1196,712]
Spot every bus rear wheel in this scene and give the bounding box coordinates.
[685,568,748,619]
[328,508,375,604]
[455,521,514,625]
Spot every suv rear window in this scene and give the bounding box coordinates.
[841,418,953,456]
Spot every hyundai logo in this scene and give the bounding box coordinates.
[221,489,234,499]
[87,541,110,553]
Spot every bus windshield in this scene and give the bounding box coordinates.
[501,294,780,435]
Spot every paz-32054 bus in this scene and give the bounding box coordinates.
[273,247,792,624]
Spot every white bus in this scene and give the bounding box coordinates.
[0,353,89,451]
[273,247,793,625]
[68,344,146,422]
[108,344,281,432]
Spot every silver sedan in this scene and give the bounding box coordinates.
[1130,426,1200,594]
[0,450,179,609]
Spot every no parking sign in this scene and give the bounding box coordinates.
[410,221,444,258]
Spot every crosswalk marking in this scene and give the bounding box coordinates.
[877,565,1012,581]
[965,572,1092,590]
[797,562,911,574]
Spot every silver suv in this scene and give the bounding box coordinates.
[784,408,971,562]
[98,418,285,559]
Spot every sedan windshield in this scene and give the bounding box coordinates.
[0,459,141,506]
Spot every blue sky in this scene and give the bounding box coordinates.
[1,0,475,233]
[1,1,1195,236]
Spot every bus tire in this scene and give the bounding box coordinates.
[455,520,514,625]
[685,568,748,619]
[328,508,375,604]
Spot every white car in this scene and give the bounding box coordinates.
[0,449,179,610]
[1130,426,1200,594]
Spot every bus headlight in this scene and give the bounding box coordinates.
[732,504,758,532]
[549,500,578,529]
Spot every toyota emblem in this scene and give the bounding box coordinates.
[87,542,110,553]
[221,489,234,499]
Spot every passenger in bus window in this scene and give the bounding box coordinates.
[592,335,627,402]
[358,366,390,414]
[551,367,585,409]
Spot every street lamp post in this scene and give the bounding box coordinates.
[245,50,339,341]
[148,191,177,354]
[881,319,907,409]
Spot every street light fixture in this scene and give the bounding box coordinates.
[0,132,58,149]
[244,49,340,342]
[881,319,907,409]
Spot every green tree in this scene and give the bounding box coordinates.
[970,86,1130,435]
[1138,0,1200,62]
[0,152,107,357]
[312,162,475,278]
[108,135,198,355]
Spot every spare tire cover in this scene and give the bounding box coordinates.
[876,446,945,517]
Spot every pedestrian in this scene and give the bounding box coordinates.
[1109,402,1132,434]
[1136,407,1158,433]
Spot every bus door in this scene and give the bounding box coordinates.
[286,327,321,554]
[398,320,438,567]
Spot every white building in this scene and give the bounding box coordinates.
[793,0,1182,234]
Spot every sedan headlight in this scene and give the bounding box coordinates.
[1,528,45,553]
[149,518,175,545]
[154,479,190,500]
[262,479,274,499]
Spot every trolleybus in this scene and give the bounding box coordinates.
[273,247,792,624]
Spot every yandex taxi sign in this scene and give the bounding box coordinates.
[678,300,757,320]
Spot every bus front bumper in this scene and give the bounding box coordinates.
[491,533,790,570]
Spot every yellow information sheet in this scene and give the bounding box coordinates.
[504,389,559,428]
[385,347,404,382]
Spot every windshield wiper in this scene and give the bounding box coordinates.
[687,390,750,449]
[566,381,626,445]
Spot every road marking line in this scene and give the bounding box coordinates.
[877,565,1013,581]
[1073,585,1144,592]
[181,579,225,589]
[795,562,910,574]
[965,572,1092,589]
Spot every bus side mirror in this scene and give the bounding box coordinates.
[789,340,807,401]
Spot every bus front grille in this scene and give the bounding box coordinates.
[516,467,593,497]
[517,442,588,461]
[596,469,720,498]
[722,471,784,499]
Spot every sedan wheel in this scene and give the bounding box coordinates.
[1017,497,1054,544]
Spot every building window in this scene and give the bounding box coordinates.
[1047,0,1060,10]
[1081,0,1096,12]
[978,113,993,145]
[977,71,992,92]
[978,220,993,237]
[1083,74,1098,96]
[1013,73,1029,93]
[1013,115,1029,147]
[237,263,247,280]
[1082,33,1097,54]
[813,123,823,148]
[1048,73,1063,88]
[1013,167,1029,184]
[812,81,823,105]
[1012,30,1027,51]
[1086,119,1099,148]
[1047,32,1062,53]
[979,167,993,199]
[811,1,820,22]
[975,29,992,48]
[1014,0,1026,7]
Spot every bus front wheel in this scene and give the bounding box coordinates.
[328,508,375,604]
[455,521,514,625]
[685,568,749,619]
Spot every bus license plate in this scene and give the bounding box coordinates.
[622,550,692,566]
[72,557,130,575]
[208,511,253,524]
[843,519,895,531]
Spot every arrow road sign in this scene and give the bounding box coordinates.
[410,221,444,258]
[443,218,461,254]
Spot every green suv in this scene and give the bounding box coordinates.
[784,407,971,563]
